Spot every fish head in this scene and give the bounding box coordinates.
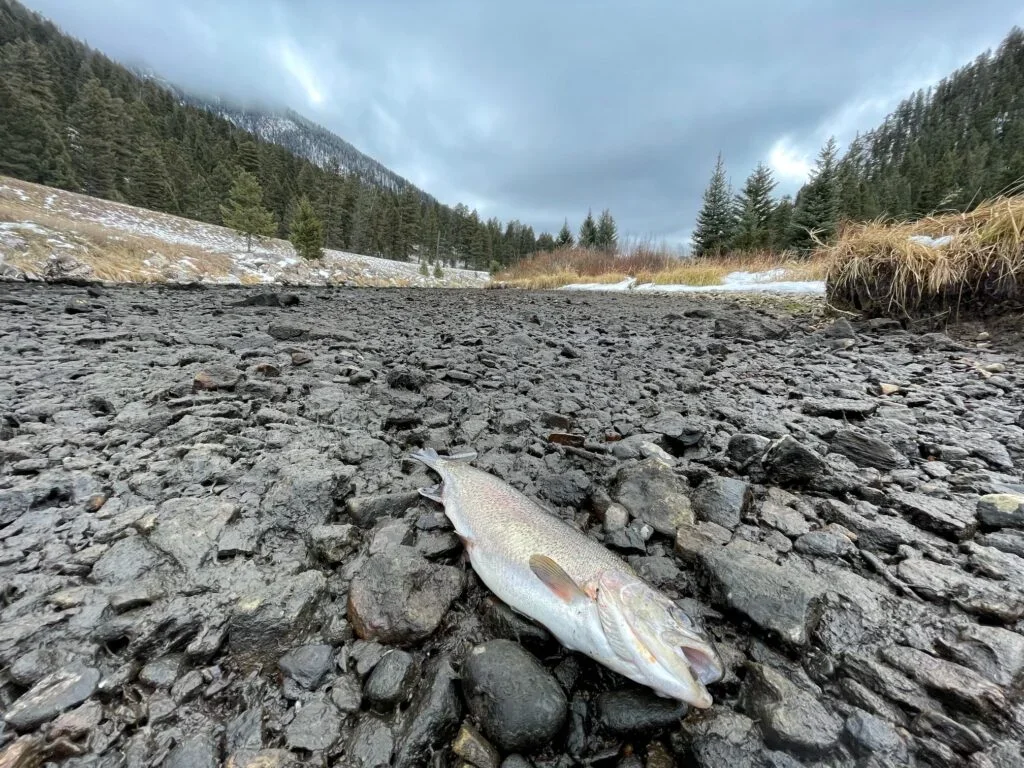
[596,569,724,708]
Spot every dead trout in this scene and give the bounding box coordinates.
[410,447,724,708]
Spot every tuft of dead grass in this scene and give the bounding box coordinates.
[822,195,1024,318]
[495,246,827,289]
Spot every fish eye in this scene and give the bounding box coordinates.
[668,604,696,630]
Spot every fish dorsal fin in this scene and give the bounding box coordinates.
[529,554,588,604]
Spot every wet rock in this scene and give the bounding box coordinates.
[307,523,361,564]
[700,546,825,646]
[880,645,1006,717]
[739,662,843,757]
[913,709,984,754]
[610,458,694,536]
[193,362,242,391]
[165,733,219,768]
[4,663,100,731]
[482,599,555,652]
[346,715,395,768]
[680,709,767,768]
[977,493,1024,529]
[794,531,855,558]
[364,649,417,710]
[690,476,751,530]
[727,433,772,469]
[595,688,687,734]
[49,699,103,739]
[934,622,1024,688]
[228,570,327,667]
[843,709,908,761]
[453,722,501,768]
[886,489,977,540]
[897,557,1024,622]
[148,497,237,572]
[285,693,342,752]
[392,655,462,768]
[760,435,828,485]
[230,291,299,307]
[830,429,909,470]
[330,674,363,713]
[801,398,877,419]
[138,653,186,688]
[346,491,422,528]
[760,500,812,537]
[267,322,309,340]
[461,640,568,753]
[347,548,465,645]
[279,644,334,691]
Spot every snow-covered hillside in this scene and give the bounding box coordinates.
[0,176,489,288]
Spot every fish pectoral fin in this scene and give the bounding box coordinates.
[418,483,443,503]
[529,554,589,604]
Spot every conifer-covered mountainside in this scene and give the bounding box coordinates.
[692,26,1024,256]
[0,0,554,270]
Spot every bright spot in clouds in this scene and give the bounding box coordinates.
[769,138,812,185]
[276,39,324,106]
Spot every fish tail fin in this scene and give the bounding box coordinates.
[408,447,477,471]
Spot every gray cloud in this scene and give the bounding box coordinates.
[22,0,1024,243]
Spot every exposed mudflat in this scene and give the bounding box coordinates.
[1,282,1023,768]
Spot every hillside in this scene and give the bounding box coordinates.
[0,174,488,287]
[0,0,549,271]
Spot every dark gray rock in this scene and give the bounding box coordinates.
[164,733,219,768]
[690,476,751,530]
[610,457,694,536]
[347,548,465,645]
[843,709,908,761]
[285,693,342,752]
[680,709,767,768]
[700,546,825,646]
[461,639,568,753]
[138,653,186,688]
[346,715,395,768]
[392,655,462,768]
[934,622,1024,688]
[279,644,335,691]
[801,398,877,419]
[727,433,772,469]
[830,429,909,470]
[913,709,984,755]
[760,435,828,485]
[595,688,687,734]
[228,570,327,668]
[880,645,1006,717]
[897,557,1024,622]
[886,489,977,540]
[267,322,309,340]
[977,494,1024,529]
[794,531,856,558]
[739,662,843,757]
[346,491,422,528]
[364,649,417,710]
[307,523,360,563]
[4,663,100,731]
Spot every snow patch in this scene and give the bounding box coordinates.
[561,270,824,295]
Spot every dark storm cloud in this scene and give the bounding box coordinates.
[22,0,1024,243]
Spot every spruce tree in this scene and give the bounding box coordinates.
[789,136,841,251]
[555,220,574,248]
[692,152,735,257]
[578,209,598,248]
[770,196,795,251]
[129,145,176,212]
[596,209,618,252]
[536,232,556,252]
[289,196,324,260]
[730,162,777,251]
[66,77,117,197]
[220,171,276,252]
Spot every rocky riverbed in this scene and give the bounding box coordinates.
[1,282,1023,768]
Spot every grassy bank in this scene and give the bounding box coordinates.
[822,194,1024,318]
[493,245,828,289]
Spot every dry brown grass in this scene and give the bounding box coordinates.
[822,195,1024,318]
[494,245,827,289]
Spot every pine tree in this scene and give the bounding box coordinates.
[730,163,777,251]
[66,77,118,196]
[129,145,176,212]
[692,152,735,257]
[555,219,574,248]
[289,196,324,260]
[770,196,795,251]
[536,232,556,251]
[789,136,841,251]
[220,171,276,252]
[596,209,618,252]
[578,209,598,248]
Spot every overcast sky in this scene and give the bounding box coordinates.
[22,0,1024,244]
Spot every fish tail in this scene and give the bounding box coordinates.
[408,447,478,470]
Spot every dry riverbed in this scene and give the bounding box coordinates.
[1,282,1023,767]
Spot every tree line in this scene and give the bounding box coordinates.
[693,25,1024,256]
[0,0,619,270]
